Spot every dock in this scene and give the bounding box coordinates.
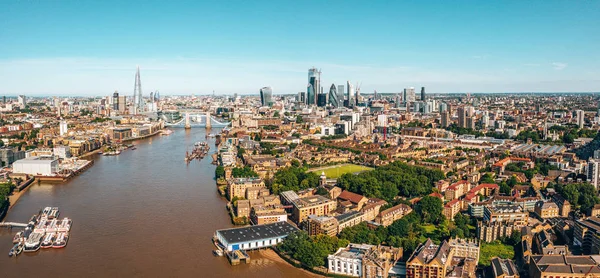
[0,222,28,228]
[226,250,251,265]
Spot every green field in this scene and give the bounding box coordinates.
[309,164,373,179]
[479,242,515,266]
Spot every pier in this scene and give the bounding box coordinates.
[0,222,28,228]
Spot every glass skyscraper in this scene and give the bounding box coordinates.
[346,81,355,108]
[307,68,321,105]
[328,84,339,107]
[259,86,273,107]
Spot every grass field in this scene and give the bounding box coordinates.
[309,164,373,179]
[479,242,515,266]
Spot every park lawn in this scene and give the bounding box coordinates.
[421,224,437,234]
[479,242,515,266]
[311,164,373,179]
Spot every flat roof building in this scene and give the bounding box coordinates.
[12,156,59,176]
[215,221,298,252]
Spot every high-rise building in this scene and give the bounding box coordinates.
[403,87,415,103]
[337,85,345,103]
[421,87,426,101]
[588,159,600,190]
[458,107,467,128]
[317,93,327,107]
[346,81,355,108]
[133,66,144,113]
[59,121,68,136]
[439,102,448,112]
[441,111,451,128]
[576,110,585,128]
[259,87,273,107]
[307,68,321,105]
[112,91,119,111]
[328,84,340,107]
[17,95,26,109]
[466,116,475,129]
[297,92,306,103]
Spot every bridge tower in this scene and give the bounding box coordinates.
[184,112,191,129]
[205,112,212,129]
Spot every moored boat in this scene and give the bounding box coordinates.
[52,232,68,248]
[41,232,55,249]
[24,232,44,252]
[12,231,23,244]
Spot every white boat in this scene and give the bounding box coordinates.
[53,232,68,249]
[24,232,44,252]
[58,218,72,232]
[41,232,55,249]
[34,219,47,233]
[42,207,52,217]
[49,207,60,219]
[46,219,59,232]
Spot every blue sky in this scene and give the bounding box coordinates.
[0,1,599,95]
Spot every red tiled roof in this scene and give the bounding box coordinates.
[445,199,460,207]
[338,190,367,204]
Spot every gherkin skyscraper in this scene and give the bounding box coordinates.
[328,84,339,107]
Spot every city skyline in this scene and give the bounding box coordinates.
[1,1,599,95]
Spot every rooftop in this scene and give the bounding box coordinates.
[217,221,298,245]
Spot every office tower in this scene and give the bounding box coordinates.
[576,109,585,128]
[133,66,143,113]
[395,94,402,108]
[337,85,345,103]
[328,84,339,107]
[588,159,600,190]
[458,107,467,128]
[346,81,355,108]
[439,102,448,112]
[317,93,327,107]
[307,67,321,105]
[466,116,475,129]
[421,87,426,101]
[260,87,273,107]
[154,90,160,102]
[17,95,26,108]
[297,92,306,103]
[403,87,415,103]
[118,96,126,113]
[423,102,432,114]
[481,114,490,129]
[112,91,119,111]
[441,111,451,128]
[59,120,68,136]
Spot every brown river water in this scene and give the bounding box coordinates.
[0,128,317,278]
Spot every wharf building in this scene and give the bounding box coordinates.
[327,243,402,278]
[406,238,479,278]
[215,221,298,252]
[227,177,265,201]
[291,195,337,224]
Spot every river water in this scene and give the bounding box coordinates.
[0,128,315,277]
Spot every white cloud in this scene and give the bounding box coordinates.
[552,62,567,70]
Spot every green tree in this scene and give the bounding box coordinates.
[415,196,444,224]
[215,166,225,179]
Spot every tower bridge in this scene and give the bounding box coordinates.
[160,110,230,128]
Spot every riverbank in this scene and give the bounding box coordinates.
[7,179,34,209]
[77,148,102,159]
[259,249,323,278]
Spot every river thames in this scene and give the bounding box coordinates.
[0,128,316,277]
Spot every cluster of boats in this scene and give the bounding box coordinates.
[100,144,136,156]
[185,142,210,163]
[8,207,72,257]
